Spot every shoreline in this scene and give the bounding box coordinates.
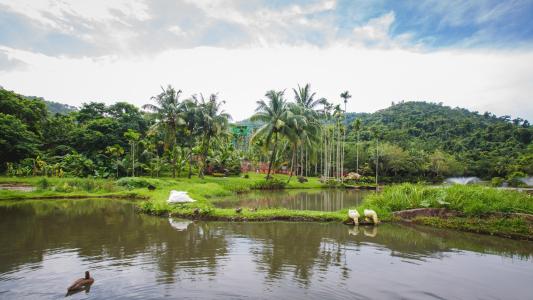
[1,176,531,240]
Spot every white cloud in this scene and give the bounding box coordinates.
[0,0,150,29]
[1,45,532,121]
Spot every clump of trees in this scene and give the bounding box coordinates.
[1,86,531,183]
[1,86,237,178]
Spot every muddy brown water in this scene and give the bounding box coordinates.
[0,198,532,299]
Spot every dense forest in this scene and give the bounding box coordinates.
[0,86,531,183]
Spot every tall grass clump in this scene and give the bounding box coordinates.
[36,177,119,193]
[364,183,533,216]
[252,178,286,190]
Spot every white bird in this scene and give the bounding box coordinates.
[364,209,379,224]
[167,190,196,204]
[348,209,360,225]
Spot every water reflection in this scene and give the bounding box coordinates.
[214,189,370,211]
[0,199,532,299]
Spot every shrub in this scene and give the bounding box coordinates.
[507,171,527,187]
[37,177,50,190]
[297,176,308,183]
[491,177,505,187]
[116,177,152,189]
[252,178,286,190]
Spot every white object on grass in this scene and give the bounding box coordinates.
[364,209,379,224]
[167,190,196,203]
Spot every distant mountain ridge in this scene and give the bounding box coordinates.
[24,96,77,114]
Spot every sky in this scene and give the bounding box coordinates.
[0,0,532,121]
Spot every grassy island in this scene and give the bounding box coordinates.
[1,175,532,240]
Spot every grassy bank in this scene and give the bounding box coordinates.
[0,173,331,201]
[359,183,533,240]
[2,176,532,239]
[0,173,353,222]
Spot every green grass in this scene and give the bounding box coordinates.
[2,176,532,239]
[362,183,533,216]
[413,217,533,240]
[358,183,533,240]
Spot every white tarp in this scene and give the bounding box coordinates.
[167,190,196,203]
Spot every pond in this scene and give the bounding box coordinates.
[213,189,371,211]
[0,199,532,299]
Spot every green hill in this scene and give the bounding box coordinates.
[344,101,532,179]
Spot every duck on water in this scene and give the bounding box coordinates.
[66,271,94,296]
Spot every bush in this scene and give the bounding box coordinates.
[491,177,505,187]
[116,177,152,189]
[297,176,308,183]
[507,171,527,187]
[252,178,286,190]
[37,177,50,190]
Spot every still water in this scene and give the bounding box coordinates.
[0,199,532,299]
[214,189,370,211]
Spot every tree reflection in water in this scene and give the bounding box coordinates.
[0,199,532,299]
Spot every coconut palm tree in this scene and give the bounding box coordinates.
[293,83,322,176]
[251,90,289,179]
[142,85,184,150]
[194,93,231,178]
[293,83,321,110]
[285,104,320,183]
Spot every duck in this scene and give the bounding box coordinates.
[147,184,156,191]
[363,209,379,224]
[248,207,258,212]
[235,207,243,213]
[348,209,360,225]
[67,271,94,292]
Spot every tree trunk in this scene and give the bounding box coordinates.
[356,132,359,173]
[375,138,379,186]
[188,146,193,179]
[131,143,135,177]
[266,133,278,179]
[287,144,296,183]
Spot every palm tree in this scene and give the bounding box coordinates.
[105,144,124,178]
[352,119,361,173]
[340,91,351,114]
[293,83,321,177]
[179,98,200,179]
[142,85,184,151]
[285,104,320,183]
[293,83,321,110]
[195,93,231,178]
[333,104,343,179]
[251,90,289,179]
[124,129,140,177]
[373,129,380,187]
[339,91,351,181]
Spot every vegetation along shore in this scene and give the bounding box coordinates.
[1,85,532,240]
